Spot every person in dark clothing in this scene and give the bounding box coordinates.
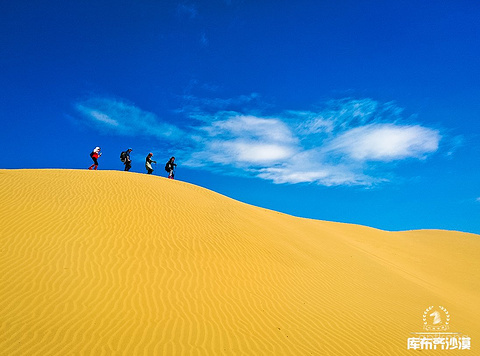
[88,147,102,170]
[145,152,157,174]
[123,148,132,171]
[165,156,177,179]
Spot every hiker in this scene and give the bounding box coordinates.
[145,152,157,174]
[165,156,177,179]
[120,148,133,171]
[88,147,102,170]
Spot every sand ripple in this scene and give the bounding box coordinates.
[0,169,479,355]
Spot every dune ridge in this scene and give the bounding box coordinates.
[0,169,478,355]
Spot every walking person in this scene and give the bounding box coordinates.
[120,148,133,171]
[165,156,177,179]
[145,152,157,174]
[88,147,102,170]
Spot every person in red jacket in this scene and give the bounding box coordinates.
[88,147,102,170]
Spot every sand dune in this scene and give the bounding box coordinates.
[0,169,478,355]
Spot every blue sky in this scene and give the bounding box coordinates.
[1,0,479,234]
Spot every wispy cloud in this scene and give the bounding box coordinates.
[200,32,208,46]
[198,115,298,166]
[74,95,443,186]
[75,97,183,139]
[176,92,263,116]
[177,3,198,19]
[179,97,442,185]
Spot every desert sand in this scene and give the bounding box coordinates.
[0,169,478,355]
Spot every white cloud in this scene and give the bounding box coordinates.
[89,110,119,126]
[253,148,382,186]
[183,98,442,185]
[195,114,298,167]
[75,98,183,140]
[233,142,294,163]
[257,166,375,186]
[74,95,443,186]
[206,115,297,143]
[206,140,296,165]
[325,124,440,161]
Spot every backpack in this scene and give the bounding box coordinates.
[120,151,127,162]
[165,162,170,172]
[90,152,94,158]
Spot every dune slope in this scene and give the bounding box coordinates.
[0,169,478,355]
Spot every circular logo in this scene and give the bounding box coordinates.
[423,306,450,331]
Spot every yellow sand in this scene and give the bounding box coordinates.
[0,169,478,355]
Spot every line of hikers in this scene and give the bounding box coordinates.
[88,147,177,179]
